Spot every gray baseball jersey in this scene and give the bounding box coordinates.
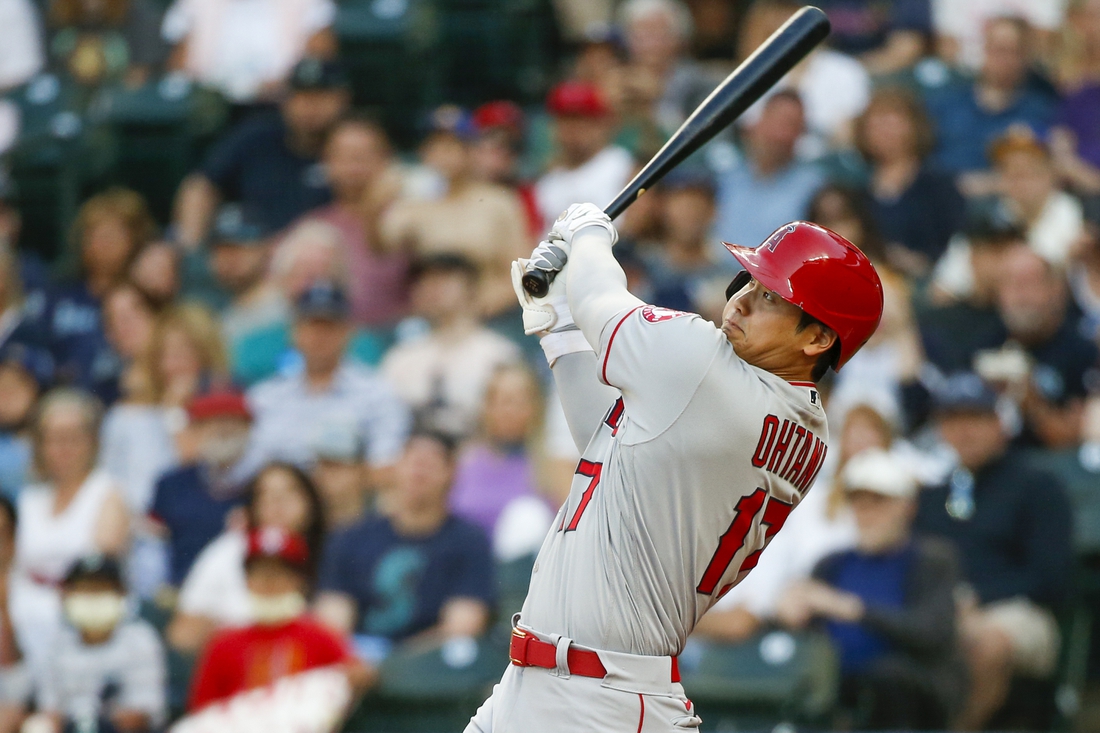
[521,305,829,657]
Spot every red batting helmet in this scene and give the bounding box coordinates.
[723,221,884,370]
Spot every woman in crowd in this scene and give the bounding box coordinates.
[854,87,966,277]
[167,462,325,655]
[100,283,158,404]
[8,389,130,674]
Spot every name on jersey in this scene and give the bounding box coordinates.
[751,415,827,493]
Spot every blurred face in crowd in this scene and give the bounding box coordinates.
[394,436,455,513]
[847,490,915,554]
[0,364,38,429]
[212,241,269,296]
[937,410,1006,471]
[421,132,471,183]
[471,131,518,184]
[325,122,391,198]
[194,416,251,469]
[661,187,714,247]
[839,407,892,464]
[103,286,156,361]
[159,326,203,387]
[625,7,682,70]
[62,577,126,640]
[483,367,540,446]
[278,238,342,301]
[861,102,917,163]
[807,189,865,249]
[313,457,366,519]
[747,95,804,170]
[998,147,1056,216]
[246,558,307,626]
[997,247,1066,343]
[38,401,97,487]
[411,269,477,327]
[82,214,138,286]
[970,239,1025,306]
[282,89,350,151]
[253,466,312,534]
[982,18,1029,90]
[129,241,179,307]
[554,115,613,168]
[293,316,351,376]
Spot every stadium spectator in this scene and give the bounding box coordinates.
[534,81,634,232]
[925,16,1058,186]
[812,0,932,74]
[988,246,1100,448]
[0,244,46,364]
[47,0,167,90]
[0,0,43,92]
[128,241,180,310]
[0,344,52,499]
[100,285,157,401]
[150,391,252,587]
[0,496,25,732]
[187,528,360,712]
[380,106,528,318]
[470,102,541,237]
[713,91,824,250]
[244,280,408,473]
[8,390,129,675]
[27,555,166,733]
[381,256,520,438]
[162,0,336,104]
[307,116,409,328]
[310,420,370,532]
[167,462,324,654]
[449,364,555,559]
[855,87,965,274]
[171,58,349,248]
[1070,200,1100,339]
[315,431,494,651]
[205,205,282,347]
[50,189,155,403]
[1050,1,1100,195]
[915,373,1073,731]
[100,303,228,515]
[777,449,962,731]
[933,0,1067,72]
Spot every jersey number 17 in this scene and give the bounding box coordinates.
[696,488,792,598]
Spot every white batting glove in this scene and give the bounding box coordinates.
[526,237,571,275]
[549,203,618,248]
[511,255,574,335]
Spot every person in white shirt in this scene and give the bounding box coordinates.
[534,81,634,230]
[0,0,43,92]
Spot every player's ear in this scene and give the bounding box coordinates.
[801,323,837,359]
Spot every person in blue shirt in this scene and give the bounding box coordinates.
[924,16,1058,184]
[315,431,494,661]
[777,449,963,730]
[171,58,350,251]
[814,0,931,75]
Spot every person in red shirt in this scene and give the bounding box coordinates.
[187,527,360,711]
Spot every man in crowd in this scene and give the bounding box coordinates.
[246,280,410,478]
[915,373,1072,731]
[777,448,962,731]
[315,431,494,657]
[381,255,520,438]
[714,90,824,249]
[172,58,350,249]
[310,420,371,531]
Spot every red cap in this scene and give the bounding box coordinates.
[246,527,309,568]
[186,391,251,422]
[546,81,611,118]
[472,101,525,138]
[723,222,884,370]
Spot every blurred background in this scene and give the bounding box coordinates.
[0,0,1099,731]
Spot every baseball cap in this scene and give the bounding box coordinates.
[288,58,349,91]
[841,448,918,500]
[989,125,1049,165]
[472,101,525,139]
[0,343,55,390]
[295,280,350,320]
[212,204,269,245]
[546,81,611,118]
[63,554,124,587]
[186,390,251,423]
[313,420,363,463]
[246,527,310,568]
[932,372,998,414]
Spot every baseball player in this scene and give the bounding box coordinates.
[466,204,883,732]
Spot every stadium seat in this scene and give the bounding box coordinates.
[678,629,839,729]
[492,553,534,632]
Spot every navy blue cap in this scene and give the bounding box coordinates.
[295,280,350,320]
[63,554,123,587]
[0,342,54,390]
[933,372,998,414]
[289,58,349,91]
[212,204,268,244]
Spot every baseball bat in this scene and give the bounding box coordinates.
[522,5,831,297]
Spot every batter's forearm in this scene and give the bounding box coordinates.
[551,351,621,453]
[566,227,644,349]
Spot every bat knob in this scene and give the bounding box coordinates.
[522,269,554,297]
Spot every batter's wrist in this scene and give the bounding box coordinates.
[540,329,593,367]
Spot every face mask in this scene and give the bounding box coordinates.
[249,592,306,626]
[201,432,250,468]
[64,592,126,634]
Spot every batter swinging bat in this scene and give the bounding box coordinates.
[521,5,831,297]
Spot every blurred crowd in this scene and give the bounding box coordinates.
[0,0,1099,731]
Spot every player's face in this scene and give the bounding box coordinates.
[721,278,815,372]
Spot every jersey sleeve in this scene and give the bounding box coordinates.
[596,305,727,439]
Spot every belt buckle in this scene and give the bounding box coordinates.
[510,628,531,666]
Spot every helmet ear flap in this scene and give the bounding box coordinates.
[725,271,752,301]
